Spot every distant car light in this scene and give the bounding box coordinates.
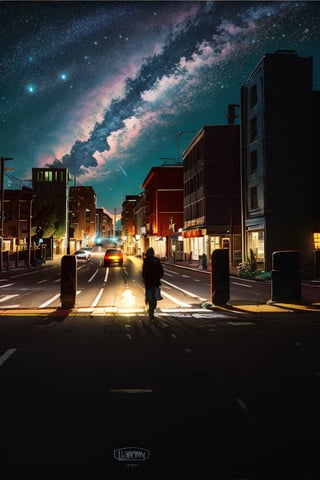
[104,248,123,267]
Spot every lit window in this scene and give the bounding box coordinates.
[44,171,52,182]
[314,233,320,249]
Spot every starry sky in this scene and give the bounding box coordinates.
[1,1,320,212]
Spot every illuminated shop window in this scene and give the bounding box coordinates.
[314,232,320,249]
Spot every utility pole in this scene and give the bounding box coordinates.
[0,157,13,271]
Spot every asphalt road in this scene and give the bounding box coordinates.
[0,304,320,479]
[0,252,320,479]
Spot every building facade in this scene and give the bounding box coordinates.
[69,186,97,249]
[32,167,72,254]
[141,164,184,258]
[121,195,139,254]
[95,207,113,244]
[182,125,241,267]
[240,50,316,277]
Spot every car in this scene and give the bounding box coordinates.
[104,248,123,267]
[73,249,91,261]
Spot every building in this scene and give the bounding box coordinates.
[240,49,316,277]
[134,192,146,257]
[32,167,72,254]
[69,186,97,249]
[121,195,139,254]
[141,164,184,258]
[95,207,113,244]
[182,125,241,267]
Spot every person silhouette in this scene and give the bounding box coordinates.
[142,247,164,320]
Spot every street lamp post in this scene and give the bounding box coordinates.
[27,195,36,268]
[0,157,13,271]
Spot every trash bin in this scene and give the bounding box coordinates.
[271,250,301,302]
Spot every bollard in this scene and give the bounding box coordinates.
[211,249,230,305]
[60,255,77,309]
[202,253,208,270]
[271,250,301,302]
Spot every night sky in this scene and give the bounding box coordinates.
[1,1,320,212]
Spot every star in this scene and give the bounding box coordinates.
[26,84,36,94]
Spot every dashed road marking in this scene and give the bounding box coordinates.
[0,348,17,367]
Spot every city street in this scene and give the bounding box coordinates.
[0,251,320,479]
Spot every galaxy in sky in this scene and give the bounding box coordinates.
[1,1,320,210]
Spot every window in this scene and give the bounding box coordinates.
[44,171,53,182]
[250,186,258,210]
[250,84,258,109]
[314,233,320,249]
[250,150,258,174]
[250,116,257,143]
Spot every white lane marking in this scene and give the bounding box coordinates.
[161,290,192,307]
[0,348,17,367]
[37,279,48,284]
[0,294,19,303]
[236,398,256,423]
[232,282,252,288]
[0,283,14,288]
[164,269,180,275]
[104,268,109,283]
[162,279,206,301]
[10,271,38,279]
[110,388,153,394]
[38,293,60,308]
[92,288,104,307]
[182,275,191,278]
[228,321,255,326]
[0,305,20,308]
[88,269,99,282]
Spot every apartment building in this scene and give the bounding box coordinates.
[240,49,316,277]
[69,185,97,249]
[182,125,241,267]
[32,167,72,254]
[141,164,184,258]
[121,195,139,254]
[95,207,113,244]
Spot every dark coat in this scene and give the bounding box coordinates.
[142,256,164,288]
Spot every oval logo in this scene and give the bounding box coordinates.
[113,447,150,462]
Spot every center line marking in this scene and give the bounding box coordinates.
[232,282,252,288]
[0,348,17,367]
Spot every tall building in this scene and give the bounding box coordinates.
[32,167,72,254]
[240,49,316,277]
[142,164,184,258]
[95,207,113,244]
[121,195,139,254]
[69,186,97,249]
[182,125,241,267]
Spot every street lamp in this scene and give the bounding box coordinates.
[27,195,36,268]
